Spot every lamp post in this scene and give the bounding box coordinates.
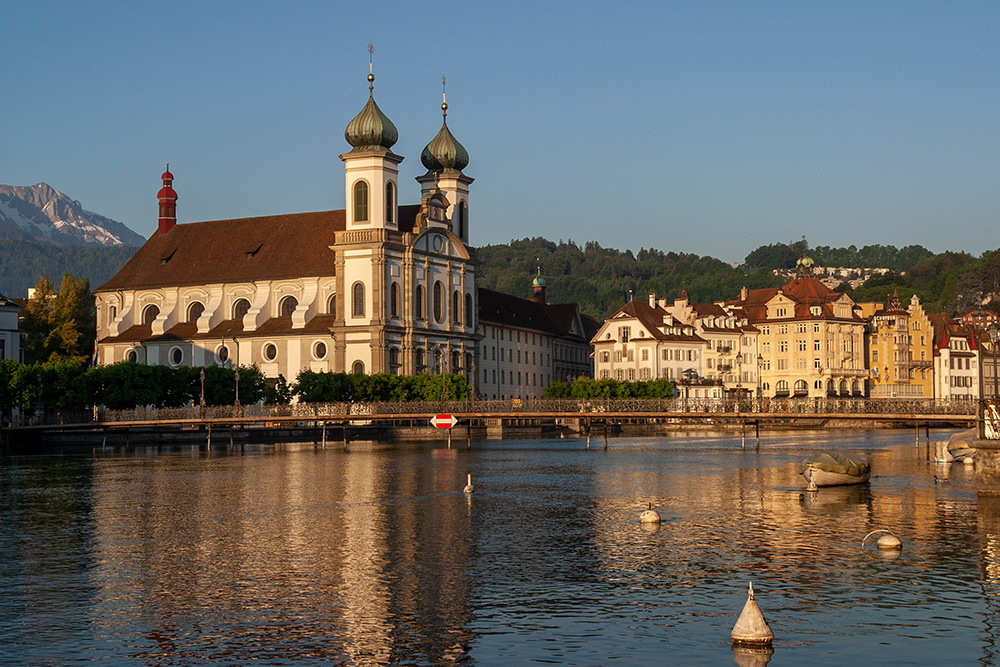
[234,369,240,415]
[735,351,744,409]
[199,368,206,419]
[989,322,999,401]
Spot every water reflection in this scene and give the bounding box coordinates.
[1,429,998,665]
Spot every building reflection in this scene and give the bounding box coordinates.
[87,444,475,664]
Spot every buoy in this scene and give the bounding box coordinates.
[731,582,774,647]
[731,643,774,667]
[639,502,661,524]
[862,529,902,551]
[964,456,975,465]
[463,473,474,494]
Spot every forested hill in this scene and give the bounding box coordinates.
[476,239,783,320]
[477,238,1000,320]
[0,241,139,298]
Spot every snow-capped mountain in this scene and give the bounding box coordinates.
[0,183,144,247]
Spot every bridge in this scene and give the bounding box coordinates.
[4,397,978,440]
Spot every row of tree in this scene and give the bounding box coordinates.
[0,358,475,424]
[544,377,674,398]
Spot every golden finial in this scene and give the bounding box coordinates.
[367,43,375,89]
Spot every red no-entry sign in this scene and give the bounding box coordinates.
[430,414,459,429]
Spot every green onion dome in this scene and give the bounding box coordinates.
[420,103,469,173]
[345,74,398,152]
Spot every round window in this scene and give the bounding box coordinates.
[170,348,183,366]
[263,343,277,361]
[218,346,229,363]
[314,341,327,359]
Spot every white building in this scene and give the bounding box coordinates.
[95,70,481,383]
[0,293,19,363]
[930,314,980,401]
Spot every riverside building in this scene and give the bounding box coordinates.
[95,68,480,383]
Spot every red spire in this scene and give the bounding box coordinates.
[157,163,177,234]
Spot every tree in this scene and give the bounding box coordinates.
[20,273,96,364]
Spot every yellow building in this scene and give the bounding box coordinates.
[866,291,934,398]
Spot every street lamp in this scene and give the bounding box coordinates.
[989,321,1000,401]
[234,369,241,415]
[199,368,206,419]
[736,351,744,408]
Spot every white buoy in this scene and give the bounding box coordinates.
[731,582,774,647]
[639,503,661,524]
[862,529,902,551]
[463,473,474,494]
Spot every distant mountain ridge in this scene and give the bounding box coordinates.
[0,182,144,247]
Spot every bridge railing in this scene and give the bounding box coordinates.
[91,396,979,424]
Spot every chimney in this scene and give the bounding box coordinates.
[648,292,656,308]
[740,286,748,301]
[157,164,177,234]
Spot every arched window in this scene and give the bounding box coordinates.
[233,298,251,320]
[279,295,298,318]
[415,285,424,319]
[390,283,400,318]
[794,380,808,396]
[852,380,861,395]
[433,281,444,323]
[352,361,365,375]
[352,282,365,317]
[839,379,849,394]
[353,181,369,222]
[125,348,138,363]
[452,350,462,372]
[452,290,461,324]
[142,304,160,325]
[465,293,473,326]
[385,181,395,224]
[389,347,400,374]
[328,294,337,316]
[187,301,204,323]
[109,305,118,322]
[457,201,467,238]
[775,380,789,396]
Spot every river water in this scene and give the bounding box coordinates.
[2,428,999,666]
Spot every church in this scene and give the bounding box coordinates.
[95,69,480,383]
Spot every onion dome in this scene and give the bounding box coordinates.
[796,251,815,277]
[157,164,176,200]
[421,102,469,174]
[344,73,398,152]
[532,267,547,288]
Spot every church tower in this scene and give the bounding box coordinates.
[340,55,402,231]
[156,165,177,234]
[416,79,473,243]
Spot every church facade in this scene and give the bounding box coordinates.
[95,71,481,383]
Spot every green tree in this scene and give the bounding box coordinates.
[20,273,96,364]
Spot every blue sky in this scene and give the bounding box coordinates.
[6,1,999,263]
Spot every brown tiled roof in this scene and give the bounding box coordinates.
[96,205,422,292]
[477,288,562,335]
[607,301,705,343]
[727,276,861,323]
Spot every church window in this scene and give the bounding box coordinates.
[125,348,138,363]
[352,361,365,374]
[433,281,444,323]
[385,181,395,224]
[217,345,229,364]
[457,201,467,238]
[109,305,118,321]
[415,285,425,319]
[389,347,400,373]
[263,343,277,361]
[328,294,337,316]
[313,341,327,359]
[390,283,400,318]
[353,282,365,317]
[169,347,183,366]
[279,295,298,318]
[465,293,473,326]
[452,350,461,371]
[187,301,204,323]
[142,304,160,325]
[452,290,461,324]
[416,348,426,372]
[353,181,369,222]
[233,299,251,320]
